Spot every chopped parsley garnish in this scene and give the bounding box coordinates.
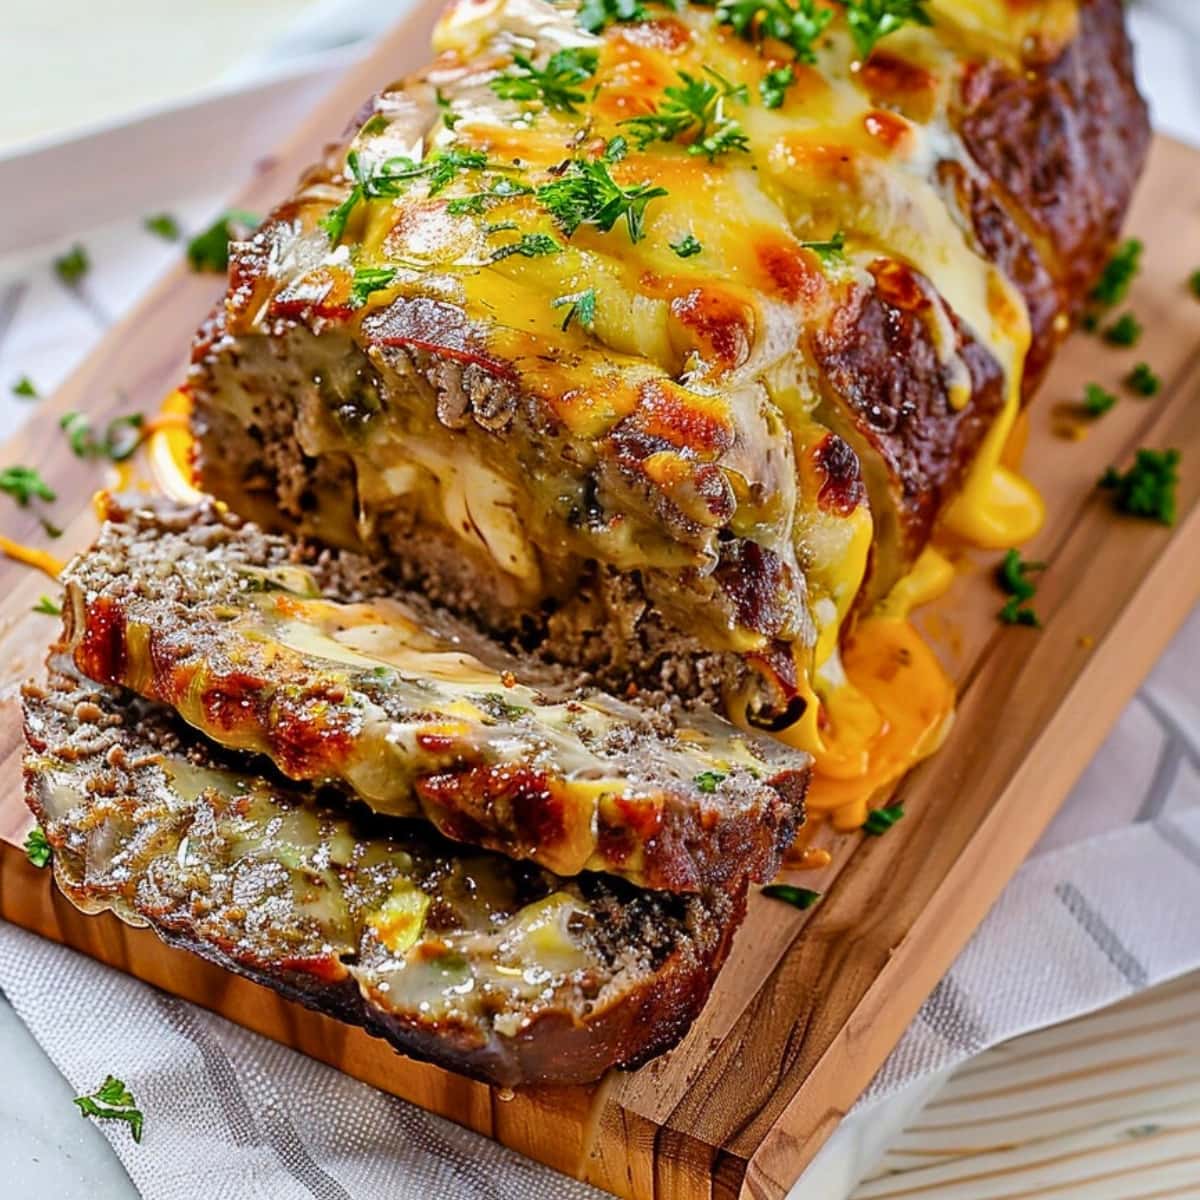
[1090,238,1143,308]
[1190,270,1200,300]
[536,139,667,244]
[360,113,390,137]
[60,412,145,462]
[349,266,398,308]
[551,287,597,331]
[489,232,563,261]
[996,548,1044,627]
[1082,382,1117,417]
[759,65,796,109]
[761,884,822,909]
[838,0,933,60]
[1099,448,1181,525]
[491,48,598,113]
[32,594,61,616]
[24,825,51,868]
[53,244,90,286]
[446,176,534,216]
[620,68,749,162]
[1126,362,1161,397]
[713,0,832,64]
[863,803,905,836]
[802,231,847,266]
[73,1076,144,1143]
[321,147,490,243]
[11,376,37,399]
[434,91,461,131]
[0,466,55,507]
[1102,312,1142,347]
[480,691,531,719]
[670,233,703,258]
[186,210,261,273]
[577,0,647,33]
[693,770,728,793]
[143,213,181,241]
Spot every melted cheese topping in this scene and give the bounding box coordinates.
[229,0,1075,828]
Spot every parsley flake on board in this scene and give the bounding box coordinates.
[491,48,599,113]
[620,68,749,161]
[143,213,181,241]
[1099,448,1181,526]
[187,210,261,273]
[1090,238,1143,308]
[577,0,647,34]
[1102,312,1142,347]
[1126,362,1161,397]
[0,465,55,507]
[551,287,598,331]
[536,139,667,244]
[670,233,703,258]
[839,0,933,58]
[24,825,51,868]
[1082,382,1117,417]
[1190,270,1200,300]
[761,884,822,909]
[32,594,61,616]
[863,803,905,836]
[11,376,37,399]
[996,548,1044,628]
[53,244,90,286]
[693,770,727,794]
[73,1076,145,1144]
[60,412,145,462]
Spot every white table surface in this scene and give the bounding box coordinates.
[1,4,1198,1198]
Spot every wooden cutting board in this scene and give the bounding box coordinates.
[1,5,1198,1195]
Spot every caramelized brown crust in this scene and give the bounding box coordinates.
[954,0,1151,390]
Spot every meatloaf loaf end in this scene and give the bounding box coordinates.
[23,661,747,1088]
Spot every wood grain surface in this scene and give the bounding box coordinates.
[0,4,1198,1194]
[856,972,1200,1200]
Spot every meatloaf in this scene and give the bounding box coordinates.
[23,662,744,1087]
[189,0,1149,741]
[59,500,807,891]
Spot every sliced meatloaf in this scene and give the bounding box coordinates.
[59,499,807,892]
[188,0,1149,735]
[23,662,744,1087]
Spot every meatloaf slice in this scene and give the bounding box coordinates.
[60,500,807,893]
[23,662,744,1087]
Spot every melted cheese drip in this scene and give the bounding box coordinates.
[0,535,63,579]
